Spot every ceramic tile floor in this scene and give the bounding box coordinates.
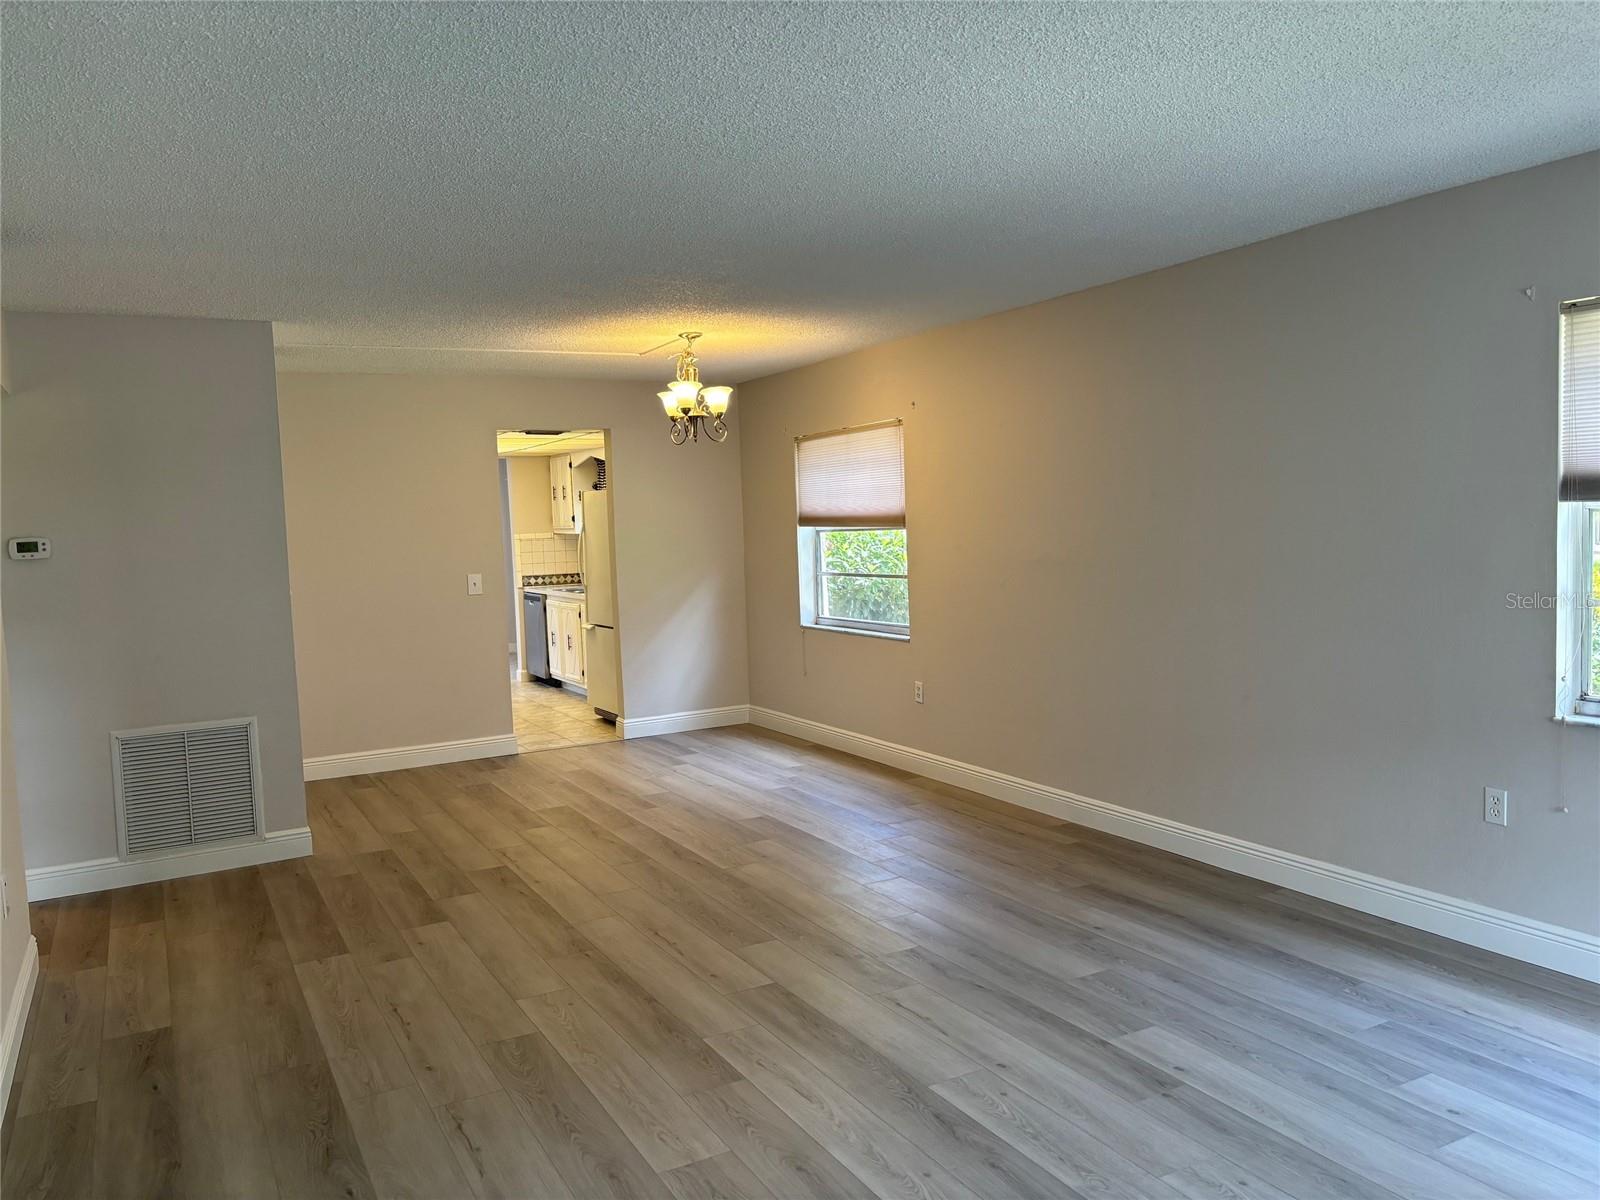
[511,671,619,752]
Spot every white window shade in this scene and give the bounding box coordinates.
[1561,298,1600,503]
[795,421,906,528]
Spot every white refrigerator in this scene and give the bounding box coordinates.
[579,488,621,720]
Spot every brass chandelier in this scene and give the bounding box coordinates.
[658,332,732,444]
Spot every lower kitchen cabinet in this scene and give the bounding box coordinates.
[548,598,586,686]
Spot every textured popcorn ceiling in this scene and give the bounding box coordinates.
[2,2,1596,380]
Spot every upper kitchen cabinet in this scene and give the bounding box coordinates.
[550,453,578,532]
[550,451,605,534]
[506,456,553,536]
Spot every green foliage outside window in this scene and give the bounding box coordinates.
[819,529,909,627]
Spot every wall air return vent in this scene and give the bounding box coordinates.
[111,718,263,857]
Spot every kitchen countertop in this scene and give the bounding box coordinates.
[523,585,585,599]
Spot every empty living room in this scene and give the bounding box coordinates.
[1,3,1597,1198]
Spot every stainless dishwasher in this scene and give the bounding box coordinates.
[522,590,553,683]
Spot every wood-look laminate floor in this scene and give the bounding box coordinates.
[3,725,1598,1199]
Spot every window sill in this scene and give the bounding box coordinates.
[1556,711,1600,729]
[801,622,910,643]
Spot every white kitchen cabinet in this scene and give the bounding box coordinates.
[549,454,578,532]
[550,451,606,534]
[549,597,586,686]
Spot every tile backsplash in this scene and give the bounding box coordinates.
[516,532,579,580]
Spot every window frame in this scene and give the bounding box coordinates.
[1555,297,1600,724]
[793,418,910,641]
[1577,503,1600,717]
[1557,499,1600,722]
[813,527,910,637]
[797,526,911,640]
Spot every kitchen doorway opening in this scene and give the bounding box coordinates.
[496,429,622,753]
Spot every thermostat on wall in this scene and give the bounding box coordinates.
[8,537,51,560]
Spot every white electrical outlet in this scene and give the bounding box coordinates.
[914,681,924,704]
[1484,787,1508,826]
[467,573,484,595]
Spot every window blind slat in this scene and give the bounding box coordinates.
[795,422,906,528]
[1560,301,1600,502]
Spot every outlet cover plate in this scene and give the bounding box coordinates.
[1484,787,1508,826]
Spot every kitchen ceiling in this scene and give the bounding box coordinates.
[497,430,606,458]
[2,2,1595,382]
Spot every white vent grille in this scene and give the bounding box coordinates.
[112,719,262,856]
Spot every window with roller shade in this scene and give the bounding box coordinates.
[1557,298,1600,719]
[795,421,909,636]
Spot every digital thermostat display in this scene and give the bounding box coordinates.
[8,537,51,560]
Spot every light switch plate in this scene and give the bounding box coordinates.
[467,573,484,595]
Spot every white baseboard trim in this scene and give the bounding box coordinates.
[2,935,39,1109]
[749,707,1600,983]
[304,734,520,780]
[24,827,314,901]
[619,705,751,740]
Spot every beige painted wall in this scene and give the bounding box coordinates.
[1,313,307,871]
[740,153,1600,934]
[278,372,748,758]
